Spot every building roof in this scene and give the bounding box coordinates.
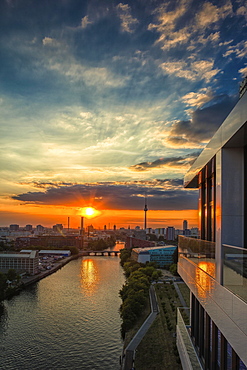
[132,245,177,254]
[39,250,71,254]
[0,253,34,258]
[184,91,247,188]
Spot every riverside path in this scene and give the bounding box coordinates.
[121,284,159,370]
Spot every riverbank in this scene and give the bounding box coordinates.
[1,255,124,369]
[3,254,80,300]
[21,254,80,288]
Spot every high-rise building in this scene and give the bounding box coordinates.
[177,84,247,368]
[25,224,32,231]
[183,220,188,230]
[166,226,175,241]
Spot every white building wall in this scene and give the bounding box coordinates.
[137,254,150,264]
[215,147,244,283]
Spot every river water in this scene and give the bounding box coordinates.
[0,247,125,370]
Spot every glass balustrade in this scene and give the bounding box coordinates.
[222,244,247,303]
[178,236,216,279]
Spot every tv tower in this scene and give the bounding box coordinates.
[144,194,148,230]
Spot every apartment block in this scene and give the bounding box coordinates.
[177,82,247,369]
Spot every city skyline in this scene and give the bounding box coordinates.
[1,209,198,230]
[1,0,246,227]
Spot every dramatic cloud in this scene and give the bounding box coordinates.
[166,94,238,147]
[130,153,200,172]
[0,0,246,225]
[12,180,198,210]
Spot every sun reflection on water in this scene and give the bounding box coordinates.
[80,259,100,296]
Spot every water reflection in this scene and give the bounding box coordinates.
[196,261,216,298]
[80,259,100,296]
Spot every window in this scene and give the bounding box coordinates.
[199,157,216,242]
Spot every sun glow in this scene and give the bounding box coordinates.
[79,207,101,219]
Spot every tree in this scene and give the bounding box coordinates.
[169,263,178,276]
[0,272,7,301]
[6,269,18,282]
[151,270,162,282]
[68,246,79,255]
[120,249,131,266]
[147,233,158,241]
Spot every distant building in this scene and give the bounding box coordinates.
[131,246,177,268]
[175,229,184,238]
[126,236,155,249]
[15,235,79,249]
[88,224,94,233]
[53,224,63,232]
[183,220,188,230]
[166,226,175,241]
[183,228,191,236]
[191,227,199,237]
[36,225,45,233]
[133,229,146,240]
[25,224,32,231]
[39,250,71,257]
[0,250,39,274]
[9,224,19,231]
[20,249,71,257]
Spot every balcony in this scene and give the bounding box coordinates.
[178,236,247,365]
[176,307,203,370]
[178,235,215,276]
[222,244,247,304]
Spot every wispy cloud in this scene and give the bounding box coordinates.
[116,3,139,33]
[160,59,219,82]
[182,88,214,108]
[195,1,232,29]
[81,15,92,29]
[223,40,247,59]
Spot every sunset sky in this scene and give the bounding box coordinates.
[0,0,247,229]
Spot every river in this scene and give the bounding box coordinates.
[0,245,125,370]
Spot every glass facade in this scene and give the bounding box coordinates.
[199,157,216,242]
[178,91,247,369]
[190,294,247,370]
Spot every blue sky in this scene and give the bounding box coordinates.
[0,0,247,226]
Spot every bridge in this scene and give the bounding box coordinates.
[80,250,120,257]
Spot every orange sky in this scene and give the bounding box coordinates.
[0,200,198,229]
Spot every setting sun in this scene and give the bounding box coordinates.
[79,207,101,219]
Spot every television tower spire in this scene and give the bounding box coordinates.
[144,194,148,230]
